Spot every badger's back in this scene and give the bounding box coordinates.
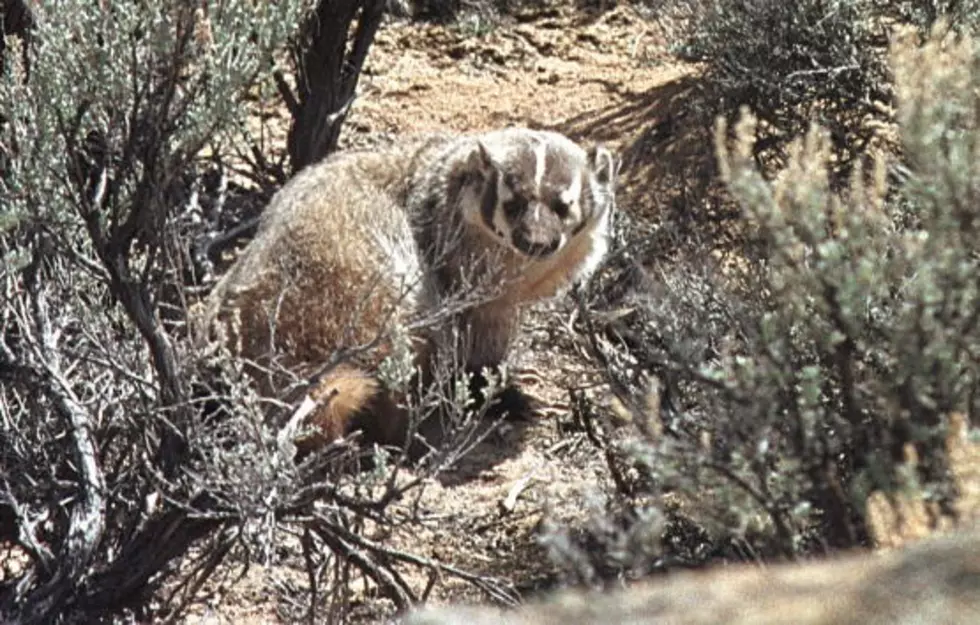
[197,134,452,374]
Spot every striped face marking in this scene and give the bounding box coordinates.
[461,130,617,260]
[493,180,513,238]
[560,173,583,224]
[533,138,547,191]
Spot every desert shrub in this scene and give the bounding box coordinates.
[191,0,390,279]
[552,24,980,577]
[664,1,980,185]
[282,0,387,172]
[877,0,980,33]
[0,2,514,622]
[0,2,306,622]
[678,0,894,184]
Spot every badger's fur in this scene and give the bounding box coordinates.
[193,127,617,453]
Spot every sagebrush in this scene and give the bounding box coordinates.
[550,23,980,580]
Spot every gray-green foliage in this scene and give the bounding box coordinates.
[577,24,980,565]
[0,2,309,622]
[713,25,978,549]
[679,0,891,180]
[1,1,304,237]
[675,0,980,185]
[878,0,980,33]
[0,4,519,621]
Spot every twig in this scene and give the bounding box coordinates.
[311,521,416,611]
[0,486,54,574]
[314,512,521,608]
[273,69,299,118]
[161,525,242,625]
[500,471,536,514]
[14,274,109,624]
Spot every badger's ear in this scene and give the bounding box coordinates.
[588,144,619,186]
[466,140,496,178]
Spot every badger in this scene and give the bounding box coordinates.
[192,127,617,454]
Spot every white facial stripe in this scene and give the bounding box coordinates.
[561,172,583,222]
[534,140,547,192]
[591,179,610,216]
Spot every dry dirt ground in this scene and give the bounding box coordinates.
[181,4,980,624]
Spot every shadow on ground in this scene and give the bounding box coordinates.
[429,385,539,488]
[546,73,746,260]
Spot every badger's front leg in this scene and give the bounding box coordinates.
[452,303,532,419]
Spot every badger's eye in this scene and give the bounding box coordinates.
[503,197,526,219]
[550,199,570,219]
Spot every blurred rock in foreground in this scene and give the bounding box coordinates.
[404,526,980,625]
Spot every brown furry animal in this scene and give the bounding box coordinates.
[192,128,617,453]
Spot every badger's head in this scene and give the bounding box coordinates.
[458,129,618,260]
